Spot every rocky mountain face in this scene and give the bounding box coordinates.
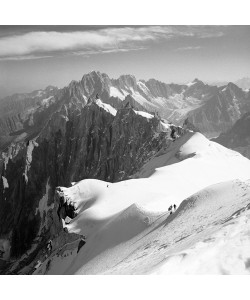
[183,82,250,138]
[0,79,186,273]
[213,112,250,159]
[58,71,250,137]
[1,71,249,147]
[0,86,59,151]
[99,72,250,137]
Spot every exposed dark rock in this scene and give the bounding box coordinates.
[213,112,250,159]
[182,118,200,132]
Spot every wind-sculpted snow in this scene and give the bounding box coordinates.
[33,132,250,275]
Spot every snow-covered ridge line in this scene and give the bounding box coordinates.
[34,132,250,274]
[95,99,117,116]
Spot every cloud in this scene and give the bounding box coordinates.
[175,46,202,51]
[0,26,225,60]
[71,46,147,57]
[0,54,53,61]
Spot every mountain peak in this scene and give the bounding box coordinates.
[186,78,204,87]
[227,82,239,90]
[192,78,204,85]
[118,74,137,81]
[81,71,110,81]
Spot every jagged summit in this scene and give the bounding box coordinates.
[186,78,204,87]
[227,81,239,89]
[117,74,137,81]
[192,78,202,83]
[83,70,107,78]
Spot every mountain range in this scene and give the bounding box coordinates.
[0,71,250,274]
[0,71,250,152]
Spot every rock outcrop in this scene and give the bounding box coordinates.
[0,86,59,150]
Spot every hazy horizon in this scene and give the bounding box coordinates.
[1,25,250,98]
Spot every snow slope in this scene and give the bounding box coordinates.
[33,132,250,275]
[95,99,117,116]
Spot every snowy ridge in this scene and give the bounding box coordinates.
[35,132,250,275]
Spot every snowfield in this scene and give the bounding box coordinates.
[33,132,250,275]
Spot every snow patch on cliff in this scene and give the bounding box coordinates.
[134,110,154,119]
[2,143,23,170]
[186,81,196,87]
[137,81,150,95]
[36,180,54,231]
[96,99,117,116]
[129,87,153,107]
[110,86,126,100]
[24,139,39,182]
[159,121,171,132]
[26,140,38,166]
[2,176,9,189]
[41,96,54,105]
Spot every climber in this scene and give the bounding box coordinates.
[168,205,173,215]
[46,240,52,253]
[173,204,177,211]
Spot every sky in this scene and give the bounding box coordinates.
[0,25,250,98]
